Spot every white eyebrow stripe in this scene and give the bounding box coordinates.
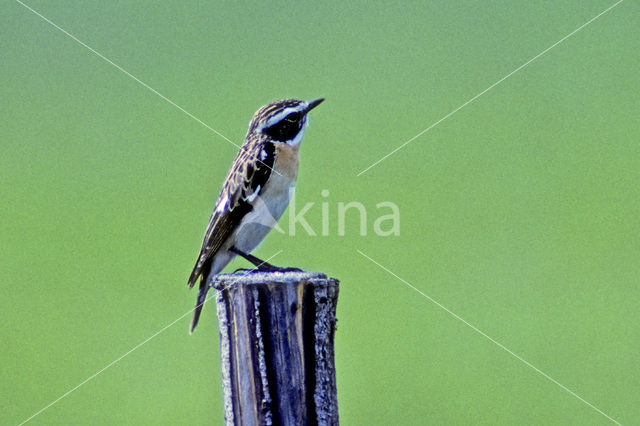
[263,105,306,129]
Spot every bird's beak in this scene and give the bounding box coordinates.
[306,98,325,112]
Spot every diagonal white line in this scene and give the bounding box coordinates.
[18,250,283,425]
[356,249,622,425]
[15,0,284,177]
[357,0,624,176]
[14,0,238,149]
[18,304,202,426]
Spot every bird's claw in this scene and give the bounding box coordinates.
[234,266,302,274]
[233,267,262,274]
[263,266,303,273]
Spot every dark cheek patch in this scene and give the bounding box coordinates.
[264,120,302,142]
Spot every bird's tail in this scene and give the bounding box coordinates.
[190,277,209,333]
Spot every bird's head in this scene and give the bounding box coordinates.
[249,98,324,147]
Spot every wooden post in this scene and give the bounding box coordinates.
[214,271,339,426]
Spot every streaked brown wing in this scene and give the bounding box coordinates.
[187,137,275,287]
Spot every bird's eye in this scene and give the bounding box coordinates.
[264,113,304,142]
[285,112,302,122]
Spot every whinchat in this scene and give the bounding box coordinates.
[187,98,324,332]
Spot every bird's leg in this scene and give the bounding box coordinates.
[232,268,255,274]
[230,247,302,273]
[230,247,276,271]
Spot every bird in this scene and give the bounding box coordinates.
[187,98,324,332]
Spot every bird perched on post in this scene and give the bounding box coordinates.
[187,98,324,332]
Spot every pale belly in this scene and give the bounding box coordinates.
[207,143,299,278]
[231,171,295,253]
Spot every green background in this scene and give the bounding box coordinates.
[2,1,638,424]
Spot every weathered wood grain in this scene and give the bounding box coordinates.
[214,271,339,426]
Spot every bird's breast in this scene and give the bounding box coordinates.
[273,143,299,180]
[230,144,298,253]
[260,144,299,217]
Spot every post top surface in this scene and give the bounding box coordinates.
[208,270,338,290]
